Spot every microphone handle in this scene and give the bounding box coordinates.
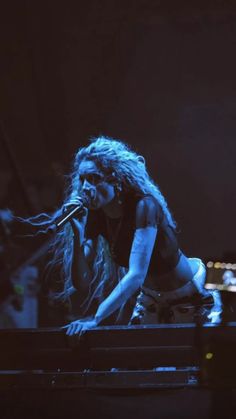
[56,205,84,229]
[47,204,84,234]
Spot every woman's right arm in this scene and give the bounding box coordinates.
[65,198,96,294]
[71,234,95,293]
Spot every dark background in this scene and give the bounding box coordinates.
[0,0,236,263]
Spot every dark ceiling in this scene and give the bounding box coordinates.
[0,0,236,260]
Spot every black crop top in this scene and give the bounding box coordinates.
[85,193,180,276]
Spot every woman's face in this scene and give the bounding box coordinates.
[78,160,116,209]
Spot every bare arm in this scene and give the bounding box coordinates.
[63,199,96,294]
[94,226,157,323]
[71,236,95,292]
[64,226,157,335]
[63,196,159,335]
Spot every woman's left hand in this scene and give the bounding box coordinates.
[62,317,98,336]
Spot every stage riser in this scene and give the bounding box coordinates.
[1,324,236,388]
[0,388,236,419]
[0,368,199,390]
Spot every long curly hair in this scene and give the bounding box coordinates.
[17,136,176,316]
[71,135,176,225]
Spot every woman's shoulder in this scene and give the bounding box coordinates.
[127,193,163,228]
[135,193,162,214]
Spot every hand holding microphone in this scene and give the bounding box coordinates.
[63,196,89,241]
[48,194,90,236]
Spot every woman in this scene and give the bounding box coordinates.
[54,136,220,335]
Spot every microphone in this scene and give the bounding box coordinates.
[48,195,91,234]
